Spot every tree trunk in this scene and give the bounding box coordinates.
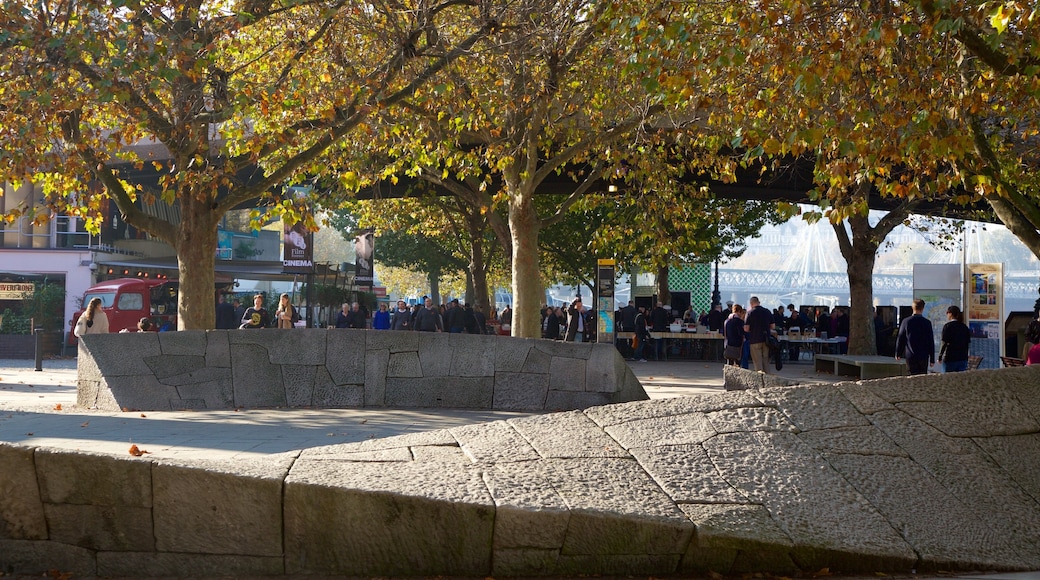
[656,265,671,306]
[428,268,441,305]
[831,192,916,356]
[175,196,218,330]
[842,216,878,356]
[509,186,543,338]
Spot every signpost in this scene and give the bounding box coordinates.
[597,259,615,344]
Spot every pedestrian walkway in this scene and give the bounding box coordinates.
[0,357,839,460]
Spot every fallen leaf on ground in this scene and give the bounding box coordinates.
[53,403,62,411]
[26,432,33,436]
[80,421,89,427]
[140,413,146,417]
[128,444,150,456]
[360,419,368,424]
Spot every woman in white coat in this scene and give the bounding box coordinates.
[74,297,110,337]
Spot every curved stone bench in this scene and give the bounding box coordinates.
[75,329,647,412]
[5,366,1040,577]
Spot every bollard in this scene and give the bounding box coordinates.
[34,327,43,372]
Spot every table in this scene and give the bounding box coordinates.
[616,331,724,360]
[780,337,844,361]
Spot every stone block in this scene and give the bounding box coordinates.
[482,462,569,549]
[838,382,896,414]
[679,503,797,575]
[205,330,231,367]
[723,365,762,391]
[155,329,206,355]
[385,377,493,409]
[35,448,152,507]
[144,354,206,381]
[411,444,470,463]
[492,372,549,411]
[604,412,717,450]
[823,452,1030,570]
[584,390,764,427]
[972,432,1040,503]
[364,349,388,406]
[265,328,328,366]
[451,421,541,464]
[0,539,96,577]
[450,333,496,377]
[231,343,286,408]
[0,444,46,540]
[554,553,681,575]
[153,458,287,556]
[301,429,457,455]
[534,339,593,360]
[174,377,234,409]
[367,328,418,352]
[43,503,153,551]
[282,364,317,406]
[703,431,917,565]
[496,339,534,373]
[97,551,284,578]
[313,367,363,407]
[585,344,625,392]
[326,328,366,384]
[508,411,629,459]
[549,357,586,391]
[757,384,871,431]
[284,461,494,576]
[418,333,454,377]
[896,385,1040,437]
[157,365,231,387]
[541,458,692,556]
[80,333,160,376]
[630,444,749,504]
[104,374,182,411]
[388,351,422,377]
[798,425,908,457]
[705,406,795,434]
[544,390,613,411]
[492,548,560,576]
[521,346,552,374]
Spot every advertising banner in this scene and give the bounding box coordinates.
[965,263,1003,367]
[282,221,314,274]
[354,230,375,287]
[0,283,34,300]
[597,259,616,343]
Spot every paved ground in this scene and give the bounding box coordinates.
[0,355,837,460]
[2,355,1039,580]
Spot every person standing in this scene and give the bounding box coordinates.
[542,306,561,339]
[565,298,586,342]
[390,300,413,331]
[649,301,669,360]
[620,300,636,332]
[414,297,443,332]
[215,295,237,330]
[631,306,651,362]
[372,303,391,330]
[346,302,367,329]
[74,297,110,337]
[937,305,971,372]
[240,294,271,329]
[895,298,934,375]
[723,304,745,365]
[707,304,724,333]
[334,303,351,328]
[232,299,246,326]
[275,293,295,329]
[500,305,513,330]
[744,296,775,373]
[834,307,850,354]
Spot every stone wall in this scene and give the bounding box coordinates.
[5,366,1040,577]
[75,329,647,412]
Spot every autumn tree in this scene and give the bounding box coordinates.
[0,0,500,329]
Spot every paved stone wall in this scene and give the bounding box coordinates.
[75,329,647,412]
[6,366,1040,577]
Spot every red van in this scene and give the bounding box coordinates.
[69,278,178,342]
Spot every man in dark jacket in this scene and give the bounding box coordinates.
[414,298,443,332]
[744,296,775,372]
[619,300,636,332]
[895,298,934,375]
[390,300,413,331]
[565,298,587,342]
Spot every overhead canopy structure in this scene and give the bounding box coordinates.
[95,256,341,283]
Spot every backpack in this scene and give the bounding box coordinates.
[291,306,301,324]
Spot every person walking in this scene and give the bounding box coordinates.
[215,295,237,330]
[274,293,295,329]
[74,297,110,337]
[414,297,443,332]
[723,304,745,365]
[372,303,391,330]
[744,296,775,372]
[631,306,651,362]
[239,294,271,329]
[895,298,934,375]
[937,305,971,372]
[390,300,413,331]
